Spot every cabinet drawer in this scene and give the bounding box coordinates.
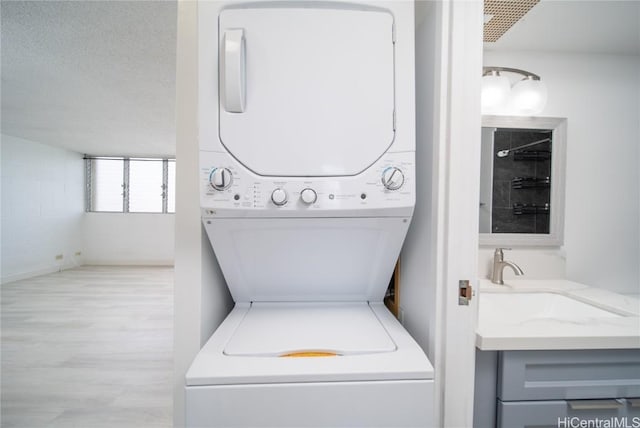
[498,399,626,428]
[498,350,640,401]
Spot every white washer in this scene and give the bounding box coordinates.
[187,303,433,427]
[187,1,433,426]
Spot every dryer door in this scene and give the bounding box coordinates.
[218,6,395,177]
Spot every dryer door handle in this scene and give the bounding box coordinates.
[222,29,246,113]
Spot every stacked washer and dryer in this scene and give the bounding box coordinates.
[186,1,434,426]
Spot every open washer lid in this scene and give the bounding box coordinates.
[223,302,397,357]
[187,302,434,386]
[218,6,395,177]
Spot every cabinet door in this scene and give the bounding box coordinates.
[498,399,625,428]
[218,7,395,177]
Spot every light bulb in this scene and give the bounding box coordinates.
[481,73,510,114]
[510,78,547,115]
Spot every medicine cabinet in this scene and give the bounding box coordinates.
[479,116,567,247]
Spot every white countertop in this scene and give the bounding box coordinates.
[476,279,640,351]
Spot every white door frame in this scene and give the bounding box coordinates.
[435,1,482,427]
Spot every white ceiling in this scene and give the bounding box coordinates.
[2,1,638,157]
[1,1,177,157]
[485,0,640,55]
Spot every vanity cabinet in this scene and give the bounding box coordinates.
[474,349,640,428]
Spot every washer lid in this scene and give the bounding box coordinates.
[223,302,397,357]
[218,7,395,177]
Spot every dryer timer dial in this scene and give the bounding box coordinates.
[209,167,233,191]
[381,167,405,190]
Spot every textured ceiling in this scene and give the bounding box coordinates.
[1,1,177,157]
[484,0,540,43]
[485,0,640,55]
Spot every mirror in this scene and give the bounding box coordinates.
[479,116,567,247]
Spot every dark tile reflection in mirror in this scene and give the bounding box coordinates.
[491,128,552,234]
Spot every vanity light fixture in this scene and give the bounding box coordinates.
[481,67,548,115]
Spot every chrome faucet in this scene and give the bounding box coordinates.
[491,248,524,285]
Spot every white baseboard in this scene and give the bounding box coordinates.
[1,263,71,285]
[81,259,175,267]
[1,260,174,284]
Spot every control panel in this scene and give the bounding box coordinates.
[200,151,415,216]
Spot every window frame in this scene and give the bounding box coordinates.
[85,156,176,214]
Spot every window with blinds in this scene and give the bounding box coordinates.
[86,157,175,213]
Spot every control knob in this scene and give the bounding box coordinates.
[271,188,288,206]
[300,188,317,205]
[209,167,233,191]
[381,167,405,190]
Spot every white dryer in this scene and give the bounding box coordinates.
[186,1,434,426]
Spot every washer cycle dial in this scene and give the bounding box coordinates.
[209,167,233,191]
[300,188,317,205]
[271,188,288,206]
[381,167,405,190]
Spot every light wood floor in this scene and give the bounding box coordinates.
[1,266,173,428]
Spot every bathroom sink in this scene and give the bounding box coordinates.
[479,292,624,324]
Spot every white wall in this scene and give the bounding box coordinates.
[1,134,176,277]
[1,134,84,283]
[483,51,640,294]
[83,213,175,265]
[173,1,233,425]
[403,0,441,367]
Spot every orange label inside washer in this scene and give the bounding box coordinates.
[280,351,339,358]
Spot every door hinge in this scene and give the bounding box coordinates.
[392,23,396,43]
[459,280,473,305]
[393,110,396,131]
